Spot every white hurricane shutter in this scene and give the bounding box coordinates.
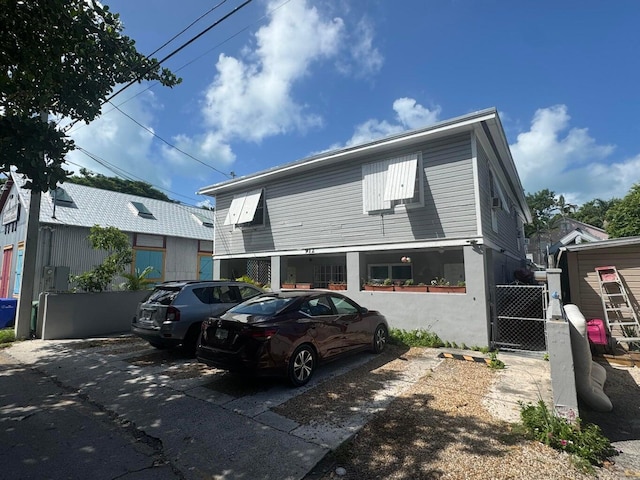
[224,194,246,225]
[383,154,418,201]
[362,160,391,213]
[237,189,263,224]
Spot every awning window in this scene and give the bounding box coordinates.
[362,153,421,213]
[224,189,264,226]
[384,155,418,201]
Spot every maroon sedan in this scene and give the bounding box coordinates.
[196,290,389,386]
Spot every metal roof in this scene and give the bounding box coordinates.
[10,173,214,241]
[197,107,532,223]
[560,236,640,252]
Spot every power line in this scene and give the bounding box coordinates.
[104,0,256,105]
[107,101,231,178]
[73,147,204,205]
[146,0,230,58]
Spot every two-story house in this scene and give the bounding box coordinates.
[198,108,532,347]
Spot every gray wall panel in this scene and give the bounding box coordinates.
[215,133,477,255]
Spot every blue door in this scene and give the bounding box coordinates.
[199,255,213,280]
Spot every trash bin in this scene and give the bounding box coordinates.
[0,299,17,328]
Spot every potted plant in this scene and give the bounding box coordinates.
[396,279,428,292]
[281,281,296,289]
[295,282,313,289]
[328,281,347,290]
[363,278,395,291]
[429,278,466,293]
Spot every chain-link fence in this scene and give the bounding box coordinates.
[493,285,548,352]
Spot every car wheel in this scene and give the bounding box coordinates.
[372,324,388,353]
[288,344,316,387]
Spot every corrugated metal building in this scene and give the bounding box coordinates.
[0,172,214,299]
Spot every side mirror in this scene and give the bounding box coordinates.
[360,307,368,314]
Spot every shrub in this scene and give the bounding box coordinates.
[488,350,505,369]
[0,328,16,345]
[389,328,444,348]
[519,400,617,468]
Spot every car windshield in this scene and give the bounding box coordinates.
[146,287,181,305]
[228,295,296,316]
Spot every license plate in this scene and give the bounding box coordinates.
[215,328,228,341]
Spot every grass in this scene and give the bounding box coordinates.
[0,328,16,347]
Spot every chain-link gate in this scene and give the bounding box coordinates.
[493,285,548,352]
[246,259,271,286]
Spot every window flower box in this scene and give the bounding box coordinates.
[428,285,466,293]
[328,283,347,290]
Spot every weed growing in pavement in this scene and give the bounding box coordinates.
[487,350,505,369]
[519,400,617,470]
[0,328,16,347]
[389,328,444,348]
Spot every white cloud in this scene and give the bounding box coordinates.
[201,0,344,142]
[345,97,441,147]
[510,105,639,204]
[336,17,383,77]
[64,89,168,188]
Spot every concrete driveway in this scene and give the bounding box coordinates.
[1,336,448,480]
[1,334,565,480]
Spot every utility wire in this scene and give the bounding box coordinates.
[107,101,231,178]
[146,0,230,58]
[104,0,255,106]
[74,147,204,205]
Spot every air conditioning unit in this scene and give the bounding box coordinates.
[491,197,502,209]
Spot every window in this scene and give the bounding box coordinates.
[362,153,422,213]
[300,296,334,316]
[191,212,214,227]
[224,189,265,227]
[368,263,412,283]
[329,295,359,315]
[134,249,164,281]
[130,201,155,219]
[13,244,24,296]
[313,264,345,288]
[52,187,75,207]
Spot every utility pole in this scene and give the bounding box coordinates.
[14,111,45,339]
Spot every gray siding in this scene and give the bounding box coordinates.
[477,142,522,255]
[215,133,477,255]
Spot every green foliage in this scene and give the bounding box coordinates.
[120,266,154,291]
[67,169,173,201]
[0,328,16,345]
[71,225,132,292]
[403,279,414,286]
[431,277,450,286]
[235,275,263,287]
[0,0,180,192]
[519,400,617,468]
[573,198,619,229]
[383,278,393,286]
[525,189,559,237]
[487,350,505,369]
[606,184,640,238]
[389,328,444,348]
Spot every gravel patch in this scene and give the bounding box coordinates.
[304,357,623,480]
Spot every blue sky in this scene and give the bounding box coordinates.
[64,0,640,208]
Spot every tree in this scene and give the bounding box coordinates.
[0,0,180,192]
[524,189,558,237]
[605,184,640,238]
[67,168,174,201]
[70,225,132,292]
[573,198,619,229]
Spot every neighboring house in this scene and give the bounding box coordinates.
[0,171,215,300]
[198,108,532,348]
[526,217,608,267]
[556,236,640,322]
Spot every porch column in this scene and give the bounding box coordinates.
[212,258,222,280]
[346,251,360,293]
[271,256,281,290]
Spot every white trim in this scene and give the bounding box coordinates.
[212,237,484,260]
[199,111,497,196]
[471,131,483,238]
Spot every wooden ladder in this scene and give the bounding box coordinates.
[595,266,640,346]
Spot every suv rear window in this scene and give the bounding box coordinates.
[146,287,181,305]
